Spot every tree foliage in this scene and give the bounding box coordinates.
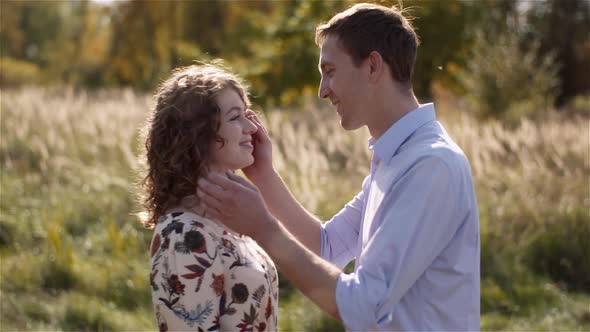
[456,28,559,126]
[524,0,590,106]
[1,0,587,109]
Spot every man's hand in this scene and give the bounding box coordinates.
[198,173,342,323]
[243,111,273,183]
[197,171,276,241]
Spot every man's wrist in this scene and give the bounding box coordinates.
[252,213,281,248]
[249,167,280,191]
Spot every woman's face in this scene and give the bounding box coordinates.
[210,88,257,170]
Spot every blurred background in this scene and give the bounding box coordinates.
[0,0,588,330]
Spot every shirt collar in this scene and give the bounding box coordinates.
[369,103,436,163]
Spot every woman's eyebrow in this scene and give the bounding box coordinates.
[225,106,243,115]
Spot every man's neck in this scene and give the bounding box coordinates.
[367,86,419,140]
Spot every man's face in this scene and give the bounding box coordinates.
[318,35,371,130]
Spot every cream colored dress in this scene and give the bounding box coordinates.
[150,211,278,331]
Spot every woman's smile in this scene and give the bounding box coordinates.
[240,139,253,149]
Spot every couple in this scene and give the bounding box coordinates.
[139,3,480,331]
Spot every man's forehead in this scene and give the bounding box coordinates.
[320,35,340,52]
[319,36,340,63]
[320,36,355,69]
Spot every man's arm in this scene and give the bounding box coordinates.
[241,112,323,255]
[196,172,342,320]
[253,170,323,255]
[259,217,342,320]
[197,155,469,330]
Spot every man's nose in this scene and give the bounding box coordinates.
[318,79,330,99]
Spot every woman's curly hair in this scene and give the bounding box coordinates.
[137,63,250,228]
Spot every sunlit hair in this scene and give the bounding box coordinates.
[137,62,250,228]
[315,3,420,88]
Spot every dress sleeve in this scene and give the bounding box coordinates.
[153,219,225,331]
[214,237,275,332]
[320,175,370,269]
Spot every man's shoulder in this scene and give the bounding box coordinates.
[403,122,468,166]
[397,141,461,166]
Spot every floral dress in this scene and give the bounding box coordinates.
[150,211,279,331]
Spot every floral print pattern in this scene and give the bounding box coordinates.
[150,211,278,331]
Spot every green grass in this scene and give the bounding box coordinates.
[1,87,589,330]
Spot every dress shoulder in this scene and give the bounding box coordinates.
[150,210,279,331]
[150,211,227,331]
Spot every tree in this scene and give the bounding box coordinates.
[241,0,349,106]
[106,0,176,88]
[455,27,559,126]
[525,0,590,106]
[0,1,62,63]
[402,0,519,99]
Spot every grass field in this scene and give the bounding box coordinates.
[1,87,588,331]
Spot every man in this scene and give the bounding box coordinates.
[197,3,480,331]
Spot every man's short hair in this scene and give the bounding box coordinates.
[316,3,420,87]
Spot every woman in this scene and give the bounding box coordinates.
[138,64,278,331]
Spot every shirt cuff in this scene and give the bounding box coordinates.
[336,272,378,331]
[320,224,327,260]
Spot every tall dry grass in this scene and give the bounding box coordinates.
[1,87,588,330]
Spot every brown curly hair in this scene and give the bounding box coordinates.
[138,63,250,228]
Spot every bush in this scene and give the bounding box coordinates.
[0,219,16,249]
[40,260,77,292]
[525,208,590,293]
[562,94,590,117]
[0,57,42,86]
[456,29,560,126]
[61,296,114,331]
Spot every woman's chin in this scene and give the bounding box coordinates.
[232,156,255,170]
[242,156,255,168]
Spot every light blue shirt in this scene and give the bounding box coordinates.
[320,103,480,331]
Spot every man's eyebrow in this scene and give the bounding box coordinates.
[319,61,334,72]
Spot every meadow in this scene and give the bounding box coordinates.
[0,87,588,331]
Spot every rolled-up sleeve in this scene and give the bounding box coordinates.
[320,175,369,270]
[336,156,462,330]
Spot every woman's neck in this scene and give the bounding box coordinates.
[174,165,242,236]
[208,164,233,176]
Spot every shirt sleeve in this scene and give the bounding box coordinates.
[336,156,463,330]
[320,175,370,269]
[154,222,225,331]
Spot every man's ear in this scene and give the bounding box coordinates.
[367,51,384,83]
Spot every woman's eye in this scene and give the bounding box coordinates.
[230,114,241,121]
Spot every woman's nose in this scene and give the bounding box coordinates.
[244,117,258,134]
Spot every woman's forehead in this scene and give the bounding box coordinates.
[216,88,246,112]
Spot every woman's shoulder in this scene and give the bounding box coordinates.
[152,211,229,263]
[154,210,240,241]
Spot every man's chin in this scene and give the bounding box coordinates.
[340,118,362,131]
